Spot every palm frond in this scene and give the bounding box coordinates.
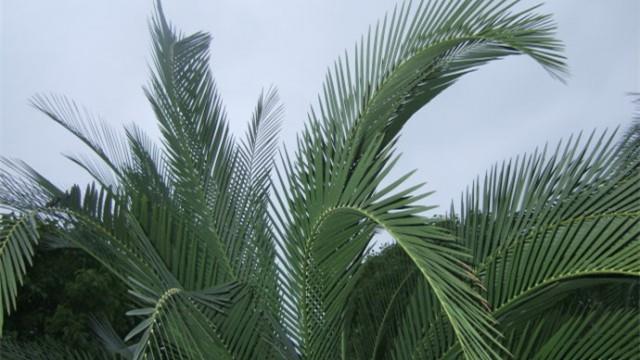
[451,129,639,320]
[441,128,640,357]
[143,1,244,291]
[227,87,282,283]
[616,94,640,177]
[276,1,566,358]
[146,1,234,202]
[125,283,242,359]
[311,0,566,157]
[30,94,131,180]
[43,184,251,359]
[122,123,172,201]
[0,212,39,335]
[238,87,283,207]
[274,135,504,359]
[0,158,63,211]
[508,307,640,360]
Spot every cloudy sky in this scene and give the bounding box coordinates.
[1,0,638,213]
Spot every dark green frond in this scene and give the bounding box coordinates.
[509,307,640,360]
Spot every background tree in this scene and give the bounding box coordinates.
[2,239,132,354]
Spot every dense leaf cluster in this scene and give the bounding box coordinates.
[2,246,131,354]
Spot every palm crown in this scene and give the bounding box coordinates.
[1,0,638,359]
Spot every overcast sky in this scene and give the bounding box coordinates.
[1,0,638,213]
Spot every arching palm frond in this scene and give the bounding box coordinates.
[419,126,638,357]
[344,123,639,360]
[273,1,565,359]
[455,129,639,324]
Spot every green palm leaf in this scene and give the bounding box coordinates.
[439,128,640,357]
[453,130,639,319]
[275,0,566,358]
[0,212,39,335]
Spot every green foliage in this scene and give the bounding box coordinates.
[344,244,417,359]
[2,246,133,354]
[0,213,39,333]
[342,127,640,360]
[1,0,637,359]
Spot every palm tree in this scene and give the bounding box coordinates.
[345,126,640,359]
[0,0,637,359]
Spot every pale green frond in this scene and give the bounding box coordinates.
[146,1,234,199]
[47,185,167,290]
[64,153,119,188]
[123,123,171,201]
[0,212,39,336]
[237,87,283,206]
[272,137,395,358]
[227,87,282,283]
[42,184,251,359]
[487,213,639,319]
[125,189,281,358]
[30,94,131,179]
[0,158,63,211]
[455,130,634,266]
[388,224,503,360]
[310,0,566,157]
[616,106,640,177]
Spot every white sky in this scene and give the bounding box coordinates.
[1,0,639,213]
